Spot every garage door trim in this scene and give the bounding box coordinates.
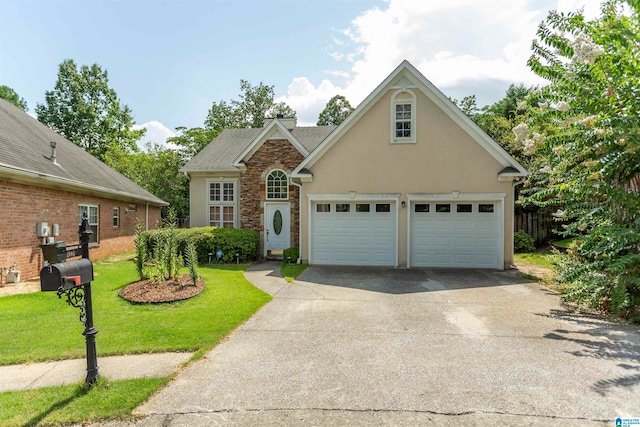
[308,193,400,266]
[406,192,505,269]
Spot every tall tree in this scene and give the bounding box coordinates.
[0,85,28,111]
[523,0,640,317]
[204,80,296,131]
[167,126,219,159]
[106,143,189,218]
[317,95,354,126]
[35,59,144,161]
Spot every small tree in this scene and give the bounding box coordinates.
[133,219,148,280]
[185,241,200,286]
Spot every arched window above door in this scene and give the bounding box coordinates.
[266,169,288,200]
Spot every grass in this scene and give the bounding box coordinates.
[0,260,271,365]
[0,256,271,425]
[0,377,168,427]
[514,251,555,270]
[280,263,309,283]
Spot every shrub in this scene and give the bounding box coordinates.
[133,219,148,280]
[282,247,299,264]
[140,227,259,265]
[514,230,536,253]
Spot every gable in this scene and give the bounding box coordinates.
[301,88,508,194]
[293,60,527,181]
[232,119,309,168]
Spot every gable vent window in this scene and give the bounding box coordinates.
[390,88,416,143]
[266,169,288,200]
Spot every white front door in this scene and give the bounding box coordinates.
[265,203,290,256]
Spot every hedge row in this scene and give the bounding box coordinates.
[140,227,259,263]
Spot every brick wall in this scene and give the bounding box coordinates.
[240,139,304,252]
[0,180,161,280]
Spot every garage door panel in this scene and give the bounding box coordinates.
[411,202,500,269]
[311,202,396,266]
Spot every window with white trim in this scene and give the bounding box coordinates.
[390,89,416,143]
[113,207,119,228]
[79,204,99,243]
[208,180,236,228]
[266,169,288,200]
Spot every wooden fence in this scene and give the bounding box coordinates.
[514,209,555,246]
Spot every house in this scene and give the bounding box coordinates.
[182,60,528,269]
[0,98,167,280]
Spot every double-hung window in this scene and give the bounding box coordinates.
[390,89,416,143]
[208,181,236,228]
[79,204,99,243]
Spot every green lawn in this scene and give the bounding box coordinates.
[280,263,309,283]
[0,257,271,425]
[514,251,555,270]
[0,377,167,427]
[0,259,271,365]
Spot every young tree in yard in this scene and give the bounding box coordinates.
[0,85,28,111]
[522,0,640,317]
[35,59,144,161]
[317,94,354,126]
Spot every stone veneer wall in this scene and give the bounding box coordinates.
[240,139,304,253]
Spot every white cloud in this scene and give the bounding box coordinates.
[132,120,177,150]
[279,0,600,122]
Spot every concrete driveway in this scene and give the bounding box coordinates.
[135,263,640,426]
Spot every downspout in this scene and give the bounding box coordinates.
[291,179,303,262]
[510,178,526,269]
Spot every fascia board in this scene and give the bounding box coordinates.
[293,62,409,176]
[0,164,169,206]
[232,120,309,167]
[293,60,529,177]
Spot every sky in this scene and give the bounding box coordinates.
[0,0,601,149]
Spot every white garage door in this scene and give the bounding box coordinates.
[410,202,500,268]
[311,201,396,266]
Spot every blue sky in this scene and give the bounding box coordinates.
[0,0,599,148]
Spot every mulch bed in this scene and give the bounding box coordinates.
[119,274,205,303]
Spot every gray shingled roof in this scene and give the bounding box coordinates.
[0,98,167,206]
[181,125,337,173]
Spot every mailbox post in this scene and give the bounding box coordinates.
[39,213,99,385]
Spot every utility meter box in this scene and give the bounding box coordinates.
[40,258,93,292]
[36,222,49,237]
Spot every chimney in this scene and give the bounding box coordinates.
[50,141,58,164]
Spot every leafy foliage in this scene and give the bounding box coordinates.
[35,59,144,162]
[317,94,354,126]
[514,230,536,253]
[0,85,28,111]
[522,0,640,318]
[133,219,148,280]
[282,247,299,264]
[204,79,296,131]
[106,142,189,218]
[140,227,260,265]
[185,240,200,286]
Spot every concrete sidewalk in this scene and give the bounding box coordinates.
[0,352,192,392]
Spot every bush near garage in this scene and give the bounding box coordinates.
[282,247,299,264]
[140,227,259,264]
[514,230,536,253]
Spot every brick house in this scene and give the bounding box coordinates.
[182,60,528,268]
[0,98,167,280]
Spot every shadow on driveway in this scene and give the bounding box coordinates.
[296,264,531,294]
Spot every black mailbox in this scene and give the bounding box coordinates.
[39,242,68,264]
[40,258,93,292]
